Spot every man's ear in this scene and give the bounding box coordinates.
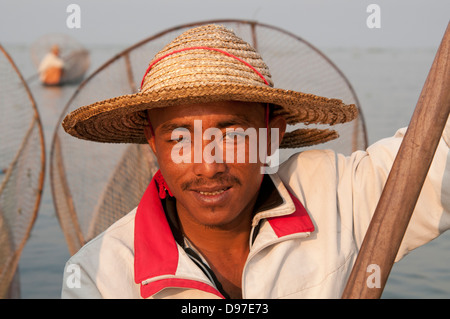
[143,124,157,155]
[268,115,286,153]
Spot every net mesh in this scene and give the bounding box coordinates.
[50,20,368,256]
[0,44,45,298]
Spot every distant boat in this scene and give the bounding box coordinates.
[31,33,90,86]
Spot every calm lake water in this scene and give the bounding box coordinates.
[4,43,450,298]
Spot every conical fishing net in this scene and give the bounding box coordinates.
[51,20,367,256]
[0,44,45,298]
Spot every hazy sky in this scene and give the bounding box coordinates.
[1,0,449,48]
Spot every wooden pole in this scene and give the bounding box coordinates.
[342,22,450,299]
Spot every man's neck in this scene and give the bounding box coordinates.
[182,217,253,299]
[161,175,282,298]
[178,207,253,254]
[176,192,257,299]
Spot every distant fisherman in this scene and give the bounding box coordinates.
[38,44,64,85]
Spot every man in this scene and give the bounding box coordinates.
[61,24,450,299]
[38,44,64,85]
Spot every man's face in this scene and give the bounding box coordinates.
[145,101,285,229]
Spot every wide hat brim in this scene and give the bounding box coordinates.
[62,82,357,148]
[63,24,359,148]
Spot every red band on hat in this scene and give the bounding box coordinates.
[140,46,270,90]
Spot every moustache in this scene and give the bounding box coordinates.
[181,174,242,191]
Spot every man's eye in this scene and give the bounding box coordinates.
[223,132,246,143]
[170,128,191,143]
[171,135,191,143]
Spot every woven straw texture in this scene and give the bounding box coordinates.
[62,24,358,148]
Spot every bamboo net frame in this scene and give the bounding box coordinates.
[50,20,368,256]
[0,44,46,298]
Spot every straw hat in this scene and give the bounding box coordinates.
[62,24,358,148]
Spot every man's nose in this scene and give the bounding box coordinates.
[192,139,227,178]
[192,160,227,178]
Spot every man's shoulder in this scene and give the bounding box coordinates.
[62,208,140,298]
[278,149,337,175]
[68,208,137,264]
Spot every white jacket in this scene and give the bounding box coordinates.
[61,126,450,299]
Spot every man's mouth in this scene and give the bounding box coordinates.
[196,187,231,196]
[189,186,233,204]
[181,176,240,205]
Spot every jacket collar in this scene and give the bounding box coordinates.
[134,170,314,298]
